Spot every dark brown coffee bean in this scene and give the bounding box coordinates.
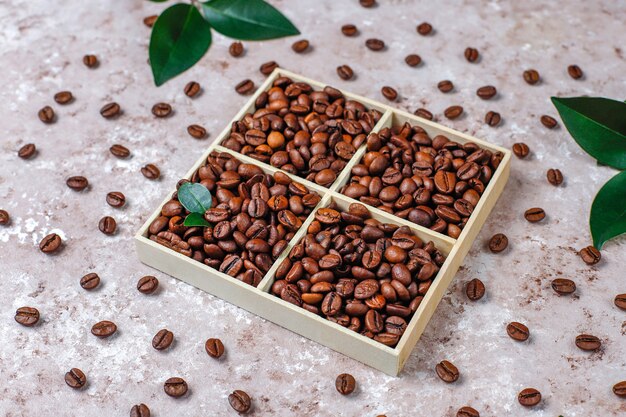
[259,61,279,75]
[417,22,433,35]
[164,377,188,398]
[143,15,157,27]
[152,329,174,350]
[130,403,150,417]
[99,216,117,235]
[615,294,626,310]
[575,334,601,351]
[405,54,422,67]
[485,111,501,126]
[38,106,55,123]
[437,80,454,93]
[341,24,358,36]
[15,306,40,326]
[523,69,540,85]
[613,381,626,397]
[335,373,356,395]
[540,115,558,129]
[141,164,160,180]
[0,209,9,225]
[444,105,463,120]
[315,208,341,224]
[100,102,121,119]
[205,338,225,358]
[568,65,583,80]
[228,390,251,413]
[464,47,479,62]
[337,65,354,80]
[184,81,201,98]
[488,233,508,253]
[235,79,255,95]
[66,176,89,191]
[229,41,244,57]
[381,86,398,101]
[466,278,485,301]
[579,245,601,265]
[414,108,433,120]
[546,168,563,186]
[524,207,545,222]
[40,233,62,253]
[506,321,529,341]
[359,0,376,7]
[512,142,529,158]
[83,54,98,68]
[110,144,130,158]
[137,275,159,294]
[365,309,384,333]
[187,124,207,139]
[457,406,480,417]
[18,143,36,159]
[106,191,126,208]
[65,368,86,389]
[80,273,100,290]
[518,388,541,407]
[152,103,172,118]
[365,38,385,51]
[434,170,456,194]
[551,278,576,295]
[292,39,309,53]
[91,320,117,338]
[435,360,459,383]
[54,91,73,104]
[476,85,497,100]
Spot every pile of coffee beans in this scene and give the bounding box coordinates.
[340,123,503,238]
[148,151,321,286]
[271,202,447,347]
[220,76,383,188]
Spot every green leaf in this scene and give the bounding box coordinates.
[552,97,626,169]
[201,0,299,41]
[178,182,213,214]
[183,212,211,227]
[149,3,212,86]
[590,170,626,249]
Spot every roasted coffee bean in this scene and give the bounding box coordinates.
[523,69,540,85]
[437,80,454,93]
[524,207,545,222]
[435,360,459,383]
[613,381,626,397]
[444,105,463,119]
[464,47,479,62]
[54,91,73,104]
[137,275,159,294]
[99,216,117,235]
[512,142,529,158]
[205,338,225,358]
[235,79,255,95]
[488,233,508,253]
[83,54,98,68]
[141,164,160,180]
[130,403,150,417]
[615,294,626,310]
[152,329,174,350]
[152,102,172,118]
[381,86,398,101]
[551,278,576,295]
[91,320,117,338]
[540,115,558,129]
[579,245,600,265]
[568,65,583,80]
[405,54,422,67]
[466,278,485,301]
[143,15,157,27]
[15,306,40,326]
[38,106,55,123]
[292,39,309,53]
[485,110,501,126]
[80,273,100,290]
[506,321,529,341]
[39,233,62,253]
[518,388,541,407]
[187,124,207,139]
[456,406,479,417]
[110,144,130,158]
[359,0,376,7]
[365,38,385,51]
[229,41,244,57]
[341,24,358,36]
[476,85,497,100]
[414,108,433,120]
[184,81,201,98]
[228,390,251,413]
[416,22,433,35]
[18,143,36,159]
[337,65,354,80]
[65,368,86,389]
[259,61,279,75]
[164,377,188,398]
[66,176,88,191]
[335,373,356,395]
[546,168,563,186]
[574,334,602,353]
[0,209,9,225]
[106,191,126,208]
[100,102,120,119]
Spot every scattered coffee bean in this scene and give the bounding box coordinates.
[39,233,62,254]
[360,0,376,7]
[143,15,157,28]
[417,22,433,35]
[506,322,529,341]
[551,278,576,295]
[457,406,480,417]
[613,381,626,397]
[341,24,358,36]
[259,61,279,75]
[540,115,558,129]
[437,80,454,93]
[54,91,73,105]
[205,338,225,358]
[335,373,356,395]
[38,106,55,123]
[164,377,188,398]
[91,320,117,338]
[0,209,9,225]
[337,65,354,80]
[15,306,40,326]
[141,164,160,180]
[381,86,398,101]
[485,111,501,127]
[80,272,101,290]
[228,390,251,413]
[229,41,244,57]
[98,216,117,235]
[235,79,255,95]
[110,144,130,158]
[575,334,601,351]
[187,124,207,139]
[152,103,172,118]
[476,85,497,100]
[547,168,563,186]
[65,368,86,389]
[414,108,433,120]
[435,360,459,383]
[405,54,422,67]
[100,102,121,119]
[518,388,541,407]
[152,329,174,350]
[365,38,385,51]
[66,176,89,191]
[579,245,600,265]
[83,54,98,68]
[488,233,508,253]
[444,105,463,119]
[568,65,583,80]
[523,69,540,85]
[464,47,479,62]
[130,403,150,417]
[106,191,126,208]
[291,39,309,53]
[466,278,485,301]
[524,207,545,223]
[137,275,159,294]
[18,143,36,159]
[184,81,201,98]
[512,142,530,158]
[614,294,626,310]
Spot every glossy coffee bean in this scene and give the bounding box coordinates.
[66,176,89,191]
[187,124,207,139]
[579,245,600,265]
[524,208,545,223]
[259,61,279,75]
[381,86,398,101]
[99,216,117,235]
[54,91,73,104]
[337,65,354,80]
[335,373,356,395]
[512,142,529,158]
[38,106,55,123]
[485,111,501,126]
[405,54,422,67]
[184,81,201,98]
[613,381,626,397]
[575,334,601,351]
[18,143,36,159]
[466,278,485,301]
[615,294,626,310]
[488,233,508,253]
[137,276,159,294]
[518,388,541,407]
[523,69,540,85]
[152,103,172,118]
[476,85,497,100]
[152,329,174,350]
[0,209,10,225]
[143,15,157,27]
[164,377,188,398]
[229,41,244,57]
[235,79,255,95]
[464,47,479,62]
[100,102,121,118]
[130,403,150,417]
[65,368,86,389]
[205,338,225,358]
[365,38,385,51]
[567,65,583,80]
[141,164,160,180]
[551,278,576,295]
[444,105,463,119]
[437,80,454,93]
[106,191,126,208]
[110,144,130,158]
[547,168,563,186]
[506,321,529,341]
[15,306,40,326]
[91,320,117,338]
[435,360,459,383]
[83,54,98,68]
[228,390,251,413]
[291,39,309,53]
[540,115,558,129]
[417,22,432,35]
[457,406,480,417]
[40,233,62,253]
[341,24,358,36]
[414,108,433,120]
[80,273,101,290]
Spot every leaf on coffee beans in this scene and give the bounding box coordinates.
[149,3,212,86]
[201,0,299,40]
[552,97,626,169]
[183,212,211,227]
[590,170,626,249]
[178,182,213,214]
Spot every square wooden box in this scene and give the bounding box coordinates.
[134,69,511,376]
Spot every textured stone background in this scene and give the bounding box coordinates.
[1,0,625,415]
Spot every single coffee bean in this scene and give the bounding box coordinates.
[567,64,583,80]
[551,278,576,295]
[524,207,545,222]
[184,81,201,98]
[164,377,188,398]
[444,105,463,120]
[405,54,422,67]
[512,142,529,158]
[485,110,501,126]
[466,278,485,301]
[337,65,354,80]
[437,80,454,93]
[335,373,356,395]
[106,191,126,208]
[381,86,398,101]
[100,102,121,119]
[518,388,541,407]
[65,368,86,389]
[575,334,601,351]
[15,306,40,326]
[359,0,376,7]
[229,41,244,57]
[614,294,626,310]
[83,54,98,68]
[506,321,529,341]
[341,24,358,36]
[80,272,101,290]
[228,390,251,413]
[546,168,563,185]
[152,103,172,118]
[141,164,160,180]
[91,320,117,338]
[39,233,62,253]
[457,406,480,417]
[18,143,36,159]
[613,381,626,397]
[66,176,89,191]
[292,39,309,53]
[476,85,497,100]
[523,69,540,85]
[137,275,159,294]
[130,403,150,417]
[235,79,255,95]
[464,47,479,62]
[143,15,157,27]
[152,329,174,350]
[259,61,279,75]
[205,338,225,358]
[414,108,433,120]
[98,216,117,235]
[540,115,558,129]
[54,91,73,105]
[110,144,130,158]
[435,360,459,383]
[417,22,433,35]
[365,38,385,51]
[488,233,508,253]
[187,124,207,139]
[38,106,55,123]
[0,209,9,225]
[579,245,600,265]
